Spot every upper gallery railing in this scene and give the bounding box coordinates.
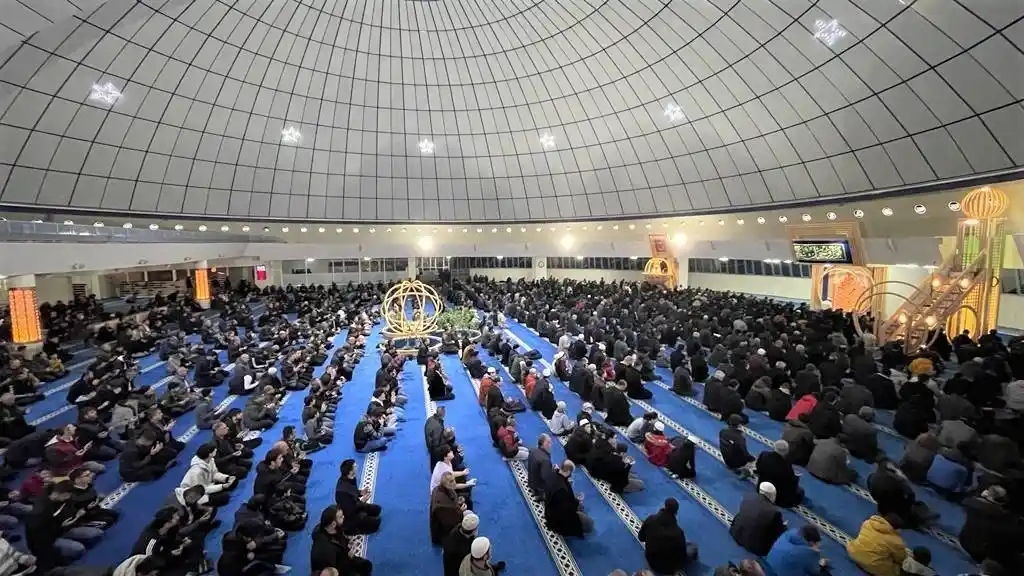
[0,220,284,243]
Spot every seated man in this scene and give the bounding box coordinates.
[639,498,697,573]
[720,414,755,476]
[119,430,177,482]
[807,437,857,485]
[427,358,455,401]
[730,482,787,556]
[243,388,280,430]
[27,480,104,568]
[840,407,881,462]
[755,441,804,508]
[160,379,199,418]
[334,459,382,535]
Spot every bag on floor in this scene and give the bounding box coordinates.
[503,398,526,413]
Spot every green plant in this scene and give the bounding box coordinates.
[436,306,478,331]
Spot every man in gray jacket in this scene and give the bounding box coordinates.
[807,437,857,485]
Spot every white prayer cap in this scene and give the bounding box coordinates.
[757,348,766,356]
[579,419,591,427]
[759,482,777,502]
[268,367,277,375]
[542,369,551,377]
[487,367,496,374]
[470,537,491,559]
[654,421,665,432]
[462,513,479,531]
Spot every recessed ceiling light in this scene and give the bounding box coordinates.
[519,227,525,233]
[718,257,729,262]
[464,228,470,233]
[853,209,864,219]
[813,18,847,47]
[596,225,603,231]
[947,201,961,212]
[305,258,315,263]
[801,213,812,222]
[540,133,556,149]
[418,236,433,250]
[282,226,289,232]
[400,227,406,233]
[418,139,435,154]
[448,228,454,233]
[736,219,744,225]
[89,82,122,106]
[174,224,184,231]
[575,256,584,260]
[264,226,271,232]
[496,255,503,260]
[535,227,541,232]
[582,226,588,231]
[778,216,789,223]
[63,219,74,225]
[335,227,343,233]
[352,227,359,233]
[699,221,705,226]
[476,228,483,233]
[370,228,377,234]
[663,102,685,123]
[913,204,926,215]
[148,223,159,230]
[122,222,133,229]
[881,207,894,216]
[826,211,838,221]
[93,221,105,227]
[629,224,635,230]
[299,226,308,233]
[491,228,497,233]
[718,219,725,226]
[757,217,766,224]
[198,224,207,231]
[318,226,325,233]
[363,257,370,261]
[506,227,512,233]
[549,227,556,232]
[281,126,301,144]
[783,259,793,264]
[644,223,652,229]
[220,225,230,232]
[242,225,250,232]
[612,225,619,230]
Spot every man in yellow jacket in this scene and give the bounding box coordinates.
[846,514,907,576]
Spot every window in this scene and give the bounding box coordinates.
[688,258,813,279]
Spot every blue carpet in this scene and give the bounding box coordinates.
[440,354,560,576]
[504,326,755,575]
[473,347,650,575]
[501,322,862,575]
[366,357,441,574]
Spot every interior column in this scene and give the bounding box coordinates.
[407,257,417,280]
[194,260,211,309]
[7,275,42,344]
[533,257,548,279]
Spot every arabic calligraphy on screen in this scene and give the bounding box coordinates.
[791,240,853,264]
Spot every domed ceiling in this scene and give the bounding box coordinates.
[0,0,1021,223]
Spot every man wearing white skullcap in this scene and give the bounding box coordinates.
[458,536,506,575]
[442,512,479,575]
[729,481,787,556]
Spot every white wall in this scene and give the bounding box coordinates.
[882,266,931,320]
[689,273,810,302]
[36,276,73,304]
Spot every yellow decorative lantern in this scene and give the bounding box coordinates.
[381,280,444,339]
[960,186,1009,220]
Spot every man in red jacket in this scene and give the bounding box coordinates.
[43,424,105,475]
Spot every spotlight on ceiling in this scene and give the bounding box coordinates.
[801,213,812,222]
[281,226,289,233]
[299,226,308,233]
[540,133,556,149]
[736,219,744,225]
[242,225,250,232]
[281,126,301,144]
[264,226,271,232]
[198,225,208,231]
[305,258,315,263]
[352,227,359,233]
[335,227,343,233]
[718,257,729,262]
[914,204,926,215]
[63,220,74,225]
[318,227,325,233]
[756,217,766,224]
[881,207,894,216]
[948,201,961,212]
[122,222,133,229]
[778,216,788,223]
[853,209,865,219]
[93,221,105,227]
[174,224,184,231]
[149,224,159,230]
[826,211,838,221]
[220,225,229,232]
[663,102,685,123]
[418,139,435,154]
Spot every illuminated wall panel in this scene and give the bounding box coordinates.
[194,269,210,301]
[8,288,42,343]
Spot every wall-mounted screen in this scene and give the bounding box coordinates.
[255,265,267,281]
[792,240,853,264]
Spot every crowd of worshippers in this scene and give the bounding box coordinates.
[444,276,1021,576]
[0,283,381,576]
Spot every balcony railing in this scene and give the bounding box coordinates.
[0,220,284,243]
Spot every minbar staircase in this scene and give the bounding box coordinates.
[883,249,988,351]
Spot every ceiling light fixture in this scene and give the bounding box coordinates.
[299,226,308,233]
[645,223,652,229]
[63,220,74,225]
[318,226,325,233]
[198,225,207,231]
[535,227,542,232]
[265,226,271,232]
[147,223,158,230]
[496,255,503,260]
[664,102,685,123]
[282,226,289,232]
[853,209,865,219]
[718,219,725,226]
[491,228,497,233]
[89,82,122,106]
[612,225,619,230]
[783,259,793,264]
[947,201,961,212]
[540,133,556,149]
[93,221,104,227]
[801,213,811,222]
[418,139,435,154]
[220,225,229,232]
[736,219,745,225]
[519,227,525,233]
[964,218,979,226]
[914,204,926,215]
[174,224,184,231]
[242,225,250,232]
[757,217,766,224]
[778,216,788,223]
[881,207,894,216]
[123,222,133,229]
[813,18,847,47]
[352,227,359,233]
[671,233,687,247]
[596,225,603,231]
[718,257,729,262]
[505,227,512,233]
[335,227,343,233]
[826,211,838,221]
[369,228,377,234]
[628,224,636,230]
[305,258,315,263]
[281,126,301,144]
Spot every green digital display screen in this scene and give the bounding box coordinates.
[792,240,853,264]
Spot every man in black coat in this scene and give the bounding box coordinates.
[527,434,553,500]
[603,381,634,427]
[730,482,787,556]
[334,459,381,535]
[959,486,1024,571]
[442,513,480,576]
[719,414,754,474]
[544,460,592,537]
[309,506,372,575]
[755,441,804,508]
[638,498,697,574]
